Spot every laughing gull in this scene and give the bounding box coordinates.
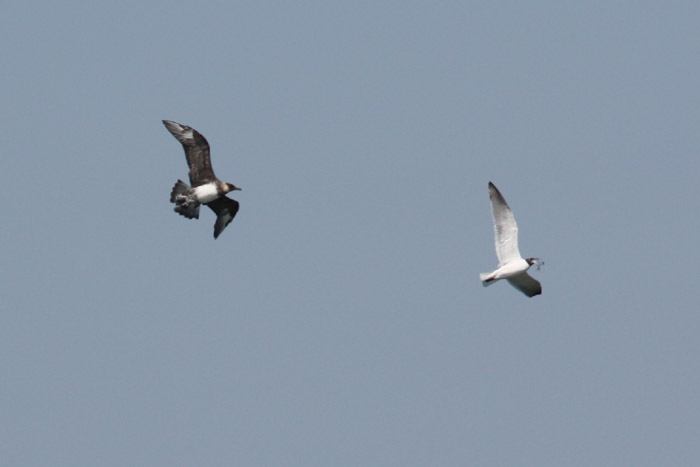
[480,181,542,297]
[163,120,241,239]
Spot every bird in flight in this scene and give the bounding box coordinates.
[163,120,241,239]
[480,182,542,297]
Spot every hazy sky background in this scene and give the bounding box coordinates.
[3,1,700,465]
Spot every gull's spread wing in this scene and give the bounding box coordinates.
[488,182,521,265]
[507,272,542,297]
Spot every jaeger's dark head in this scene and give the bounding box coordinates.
[526,257,540,266]
[225,182,242,193]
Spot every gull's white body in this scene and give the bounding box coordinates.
[480,258,530,282]
[480,182,541,297]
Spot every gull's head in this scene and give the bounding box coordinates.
[526,258,544,270]
[225,182,242,193]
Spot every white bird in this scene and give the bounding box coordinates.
[480,181,542,297]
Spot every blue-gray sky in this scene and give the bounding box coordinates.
[3,1,700,465]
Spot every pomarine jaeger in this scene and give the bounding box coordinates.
[163,120,241,239]
[479,182,542,297]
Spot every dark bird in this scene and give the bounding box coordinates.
[163,120,241,239]
[480,182,542,297]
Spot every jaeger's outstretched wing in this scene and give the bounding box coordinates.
[163,120,216,186]
[207,196,240,239]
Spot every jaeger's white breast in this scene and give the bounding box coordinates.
[193,182,219,203]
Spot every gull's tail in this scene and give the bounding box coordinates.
[480,271,496,286]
